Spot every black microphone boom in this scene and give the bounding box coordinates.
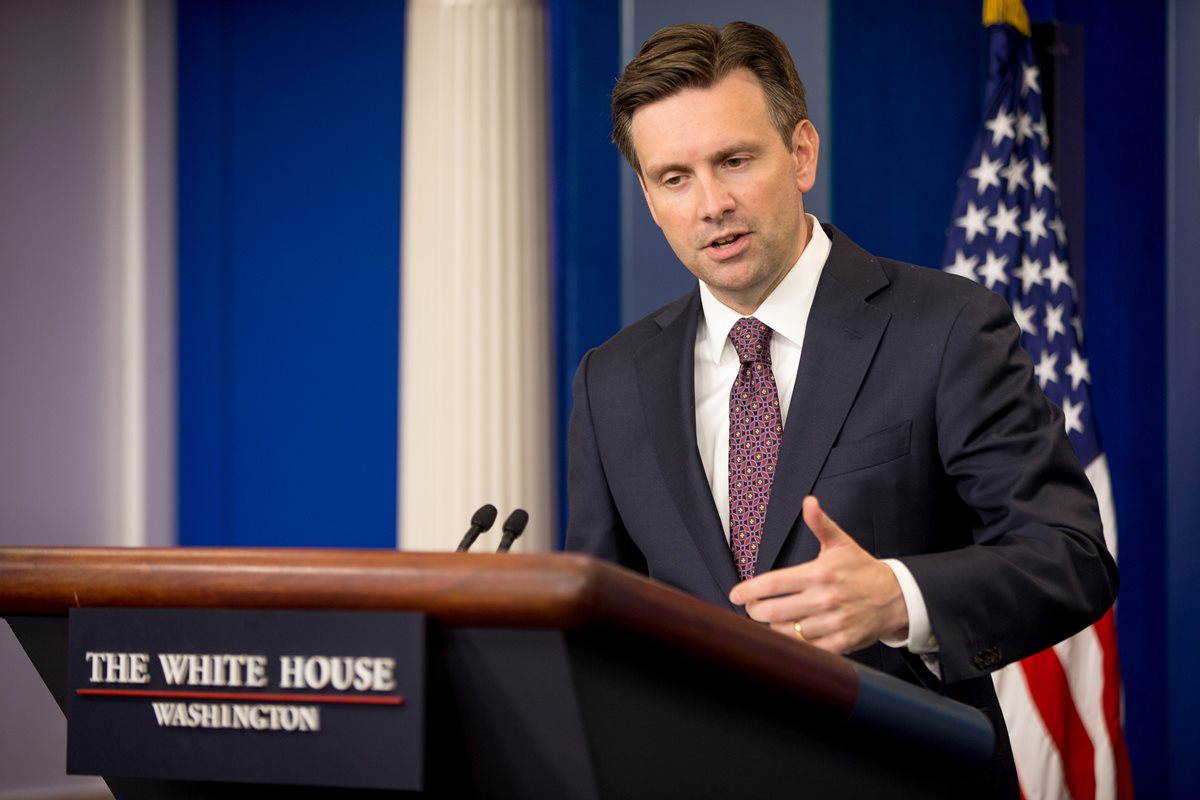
[455,504,498,552]
[496,509,529,553]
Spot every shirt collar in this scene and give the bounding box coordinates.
[697,215,831,364]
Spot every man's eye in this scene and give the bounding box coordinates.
[726,157,747,168]
[663,175,684,187]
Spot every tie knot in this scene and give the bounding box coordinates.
[730,317,773,364]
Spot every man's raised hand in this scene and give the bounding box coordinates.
[728,496,910,654]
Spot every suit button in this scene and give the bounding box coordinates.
[973,647,1003,670]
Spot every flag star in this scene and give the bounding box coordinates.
[1062,397,1085,435]
[1043,253,1076,295]
[1022,206,1049,247]
[1016,111,1035,145]
[1012,300,1039,335]
[955,200,990,243]
[1001,155,1030,194]
[1071,314,1085,343]
[1065,349,1091,390]
[968,153,1003,193]
[1044,302,1067,342]
[944,249,980,281]
[1022,62,1042,97]
[1014,254,1045,293]
[1049,216,1068,247]
[1034,350,1059,389]
[979,250,1010,289]
[984,110,1016,146]
[1031,117,1050,148]
[988,201,1022,242]
[1031,158,1056,197]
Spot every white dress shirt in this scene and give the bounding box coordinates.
[692,216,938,661]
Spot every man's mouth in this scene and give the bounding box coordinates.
[709,232,746,250]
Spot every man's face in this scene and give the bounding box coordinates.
[631,69,819,315]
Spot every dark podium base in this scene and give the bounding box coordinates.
[9,615,965,799]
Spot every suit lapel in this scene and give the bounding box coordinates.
[634,290,740,596]
[756,229,893,573]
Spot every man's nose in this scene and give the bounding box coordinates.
[697,176,735,221]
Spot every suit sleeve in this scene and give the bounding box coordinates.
[564,349,648,573]
[901,289,1119,685]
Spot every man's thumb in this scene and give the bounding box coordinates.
[803,495,849,549]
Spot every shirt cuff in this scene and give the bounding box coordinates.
[880,558,939,654]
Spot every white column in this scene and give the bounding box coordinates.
[117,0,176,549]
[400,0,553,552]
[118,0,148,548]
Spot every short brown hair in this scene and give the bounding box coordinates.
[611,21,810,175]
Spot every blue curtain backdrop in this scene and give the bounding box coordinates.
[547,0,623,548]
[177,0,403,548]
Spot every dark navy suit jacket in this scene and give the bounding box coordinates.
[566,225,1118,793]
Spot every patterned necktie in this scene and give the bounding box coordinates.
[728,317,783,581]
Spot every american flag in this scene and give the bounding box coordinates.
[941,15,1133,800]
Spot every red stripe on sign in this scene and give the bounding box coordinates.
[76,688,404,706]
[1092,610,1135,799]
[1021,648,1096,800]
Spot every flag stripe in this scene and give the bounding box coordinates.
[1088,461,1133,799]
[1021,649,1097,800]
[1054,628,1115,800]
[995,663,1068,797]
[1085,455,1119,558]
[1093,607,1135,798]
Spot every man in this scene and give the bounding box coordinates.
[565,20,1117,794]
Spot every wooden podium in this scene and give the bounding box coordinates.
[0,547,993,798]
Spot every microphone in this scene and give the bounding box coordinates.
[496,509,529,553]
[455,504,498,552]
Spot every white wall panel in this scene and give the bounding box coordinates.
[0,0,173,793]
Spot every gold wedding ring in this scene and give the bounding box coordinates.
[792,620,806,641]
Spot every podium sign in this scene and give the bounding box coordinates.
[66,608,425,791]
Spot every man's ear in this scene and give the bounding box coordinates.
[637,172,662,228]
[791,120,820,194]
